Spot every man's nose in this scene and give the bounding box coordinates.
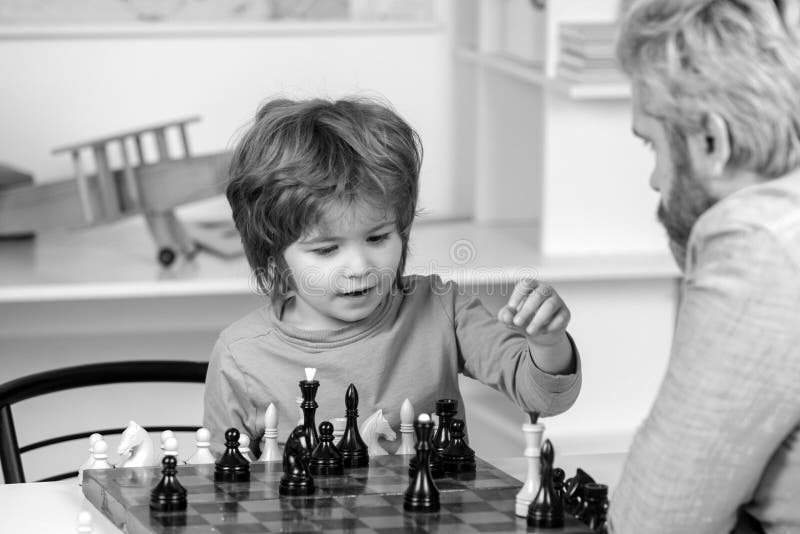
[649,171,660,192]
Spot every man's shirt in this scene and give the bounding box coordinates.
[610,171,800,533]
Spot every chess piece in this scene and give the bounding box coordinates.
[87,439,113,470]
[239,434,256,462]
[163,436,179,460]
[159,429,175,461]
[515,419,545,516]
[576,483,609,531]
[337,383,369,468]
[332,417,347,441]
[309,421,344,476]
[408,406,444,479]
[553,467,566,502]
[527,439,564,528]
[440,419,475,473]
[564,467,597,516]
[360,409,397,455]
[397,398,416,455]
[257,403,281,462]
[299,367,320,453]
[279,425,315,496]
[186,427,216,465]
[150,455,187,511]
[431,399,458,453]
[78,433,103,485]
[118,421,156,468]
[214,428,250,482]
[403,414,440,512]
[295,395,304,426]
[76,510,92,533]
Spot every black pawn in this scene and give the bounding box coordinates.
[403,415,440,513]
[299,377,320,453]
[309,421,344,476]
[577,483,609,531]
[279,425,315,496]
[214,428,250,482]
[440,419,475,473]
[431,399,458,453]
[553,467,566,502]
[527,439,564,529]
[408,427,445,479]
[337,383,369,468]
[150,455,187,511]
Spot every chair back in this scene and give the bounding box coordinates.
[0,360,208,483]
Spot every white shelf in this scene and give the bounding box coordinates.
[0,20,442,40]
[0,216,679,303]
[456,48,547,86]
[550,77,631,100]
[455,47,630,100]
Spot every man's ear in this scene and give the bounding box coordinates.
[686,112,731,182]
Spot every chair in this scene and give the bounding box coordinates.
[0,360,208,483]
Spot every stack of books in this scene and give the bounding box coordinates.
[556,22,625,85]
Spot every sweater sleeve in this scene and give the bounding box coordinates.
[203,336,253,458]
[609,223,800,533]
[447,281,582,416]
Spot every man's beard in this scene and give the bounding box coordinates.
[656,143,717,268]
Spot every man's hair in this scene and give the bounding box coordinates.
[617,0,800,178]
[227,97,422,300]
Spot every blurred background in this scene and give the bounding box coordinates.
[0,0,678,483]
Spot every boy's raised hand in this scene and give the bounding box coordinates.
[498,278,571,347]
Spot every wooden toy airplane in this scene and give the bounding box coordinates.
[0,117,236,266]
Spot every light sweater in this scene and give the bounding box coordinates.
[203,274,581,457]
[610,172,800,533]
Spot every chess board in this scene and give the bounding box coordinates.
[82,455,593,533]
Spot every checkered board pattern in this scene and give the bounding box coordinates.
[82,454,592,533]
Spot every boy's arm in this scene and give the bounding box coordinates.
[451,286,581,417]
[609,224,800,533]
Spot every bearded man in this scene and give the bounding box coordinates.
[610,1,800,532]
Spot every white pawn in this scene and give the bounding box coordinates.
[239,434,256,462]
[78,433,103,485]
[162,436,179,463]
[332,417,347,441]
[160,430,175,460]
[295,395,304,426]
[397,398,416,454]
[257,403,281,462]
[186,428,216,465]
[515,419,545,517]
[76,510,92,533]
[158,430,178,465]
[87,439,113,470]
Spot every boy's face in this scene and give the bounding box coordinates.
[281,199,403,330]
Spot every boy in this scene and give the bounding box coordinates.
[203,97,581,454]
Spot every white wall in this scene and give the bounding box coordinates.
[0,26,455,217]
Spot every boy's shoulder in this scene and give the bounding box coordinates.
[399,273,457,298]
[397,274,465,318]
[218,302,276,347]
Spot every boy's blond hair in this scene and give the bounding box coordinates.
[227,97,422,300]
